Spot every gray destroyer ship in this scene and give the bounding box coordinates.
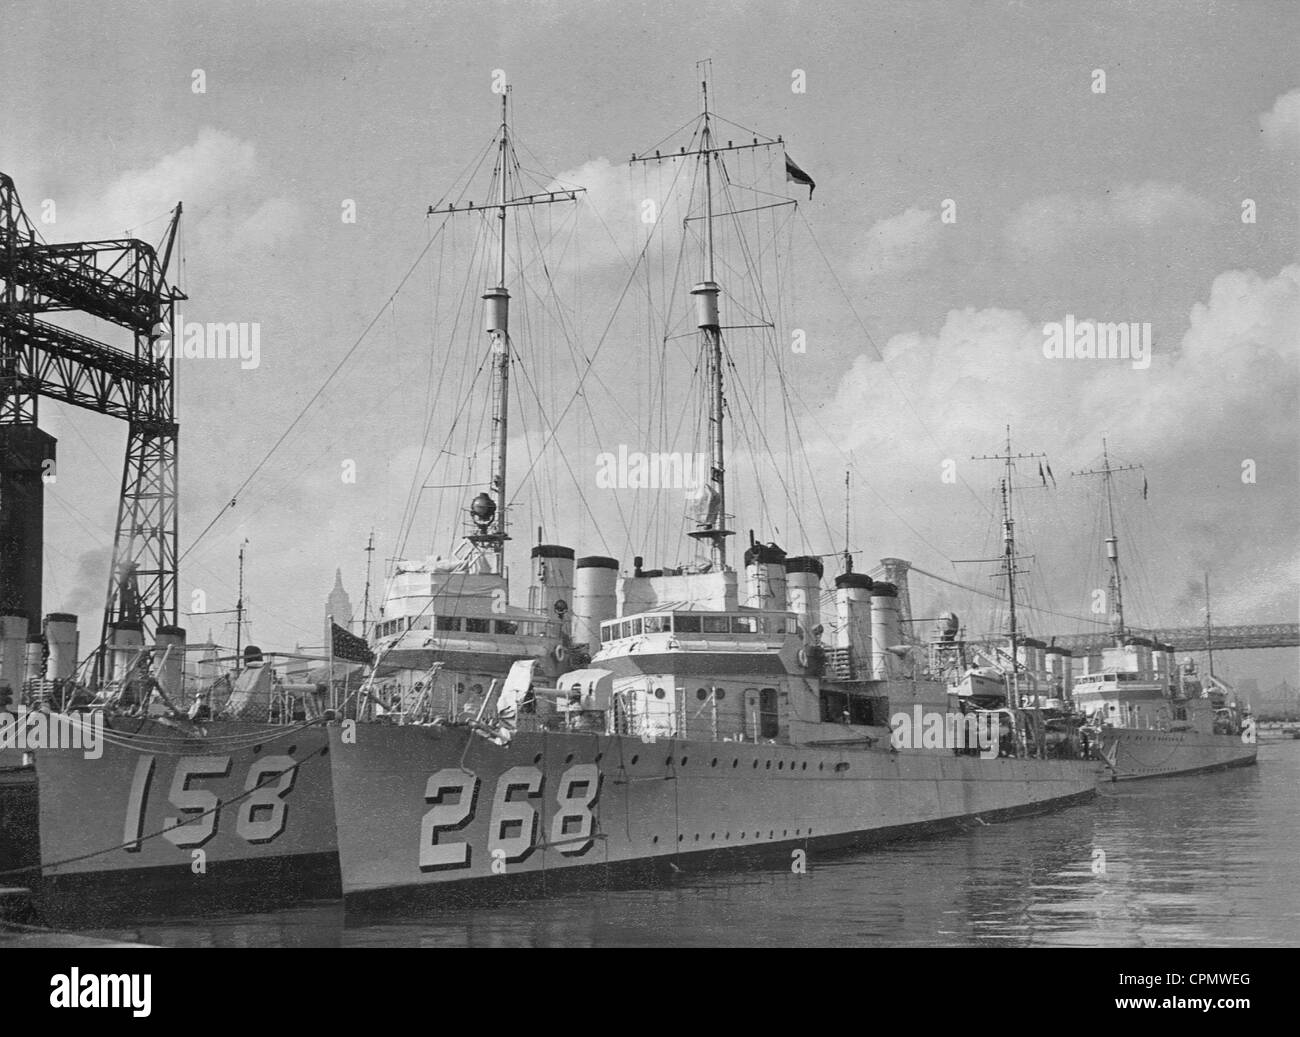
[1070,442,1256,780]
[325,79,1100,906]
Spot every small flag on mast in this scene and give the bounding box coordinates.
[1142,476,1148,500]
[785,155,815,198]
[1038,461,1046,486]
[1045,461,1056,488]
[331,621,374,666]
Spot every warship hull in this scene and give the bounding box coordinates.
[328,724,1100,907]
[1098,727,1258,781]
[34,719,338,921]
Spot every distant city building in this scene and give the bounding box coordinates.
[325,568,354,648]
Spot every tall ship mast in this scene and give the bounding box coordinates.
[325,73,1102,907]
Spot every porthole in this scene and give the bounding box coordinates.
[818,762,825,771]
[694,834,700,842]
[752,760,759,769]
[564,753,574,765]
[732,759,738,768]
[716,689,726,701]
[631,754,639,765]
[696,688,709,701]
[594,752,603,763]
[652,835,659,844]
[654,687,666,700]
[769,830,774,839]
[778,761,784,770]
[678,834,684,842]
[533,753,544,765]
[801,762,807,771]
[711,758,718,767]
[765,760,772,770]
[666,756,673,767]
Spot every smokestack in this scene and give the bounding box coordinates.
[0,612,28,702]
[1164,644,1177,693]
[743,541,787,612]
[1046,646,1073,701]
[530,545,575,631]
[45,612,79,684]
[784,556,823,641]
[572,556,619,652]
[155,625,187,703]
[834,572,873,660]
[876,558,913,630]
[108,620,145,689]
[869,582,901,680]
[24,635,44,701]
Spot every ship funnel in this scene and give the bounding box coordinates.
[155,625,187,703]
[108,620,145,701]
[0,612,27,704]
[869,582,901,680]
[743,541,787,613]
[834,572,873,662]
[784,556,824,641]
[573,556,619,652]
[530,545,575,632]
[24,634,44,697]
[1164,644,1185,696]
[44,613,79,689]
[1045,646,1073,701]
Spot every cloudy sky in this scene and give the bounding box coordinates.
[3,0,1296,688]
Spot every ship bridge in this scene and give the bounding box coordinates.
[599,610,802,646]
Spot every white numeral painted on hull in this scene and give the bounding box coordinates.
[419,770,481,871]
[122,752,298,853]
[236,755,297,843]
[123,755,157,853]
[419,763,602,869]
[163,755,233,848]
[551,764,601,856]
[487,766,543,864]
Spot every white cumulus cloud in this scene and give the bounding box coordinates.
[863,206,942,277]
[1004,181,1214,257]
[1259,87,1300,153]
